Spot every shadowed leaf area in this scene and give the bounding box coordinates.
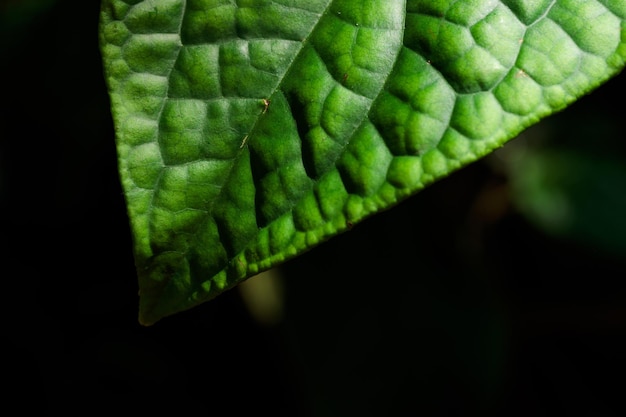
[99,0,626,324]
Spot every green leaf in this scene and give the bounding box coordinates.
[99,0,626,325]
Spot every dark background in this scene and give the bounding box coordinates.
[2,1,625,415]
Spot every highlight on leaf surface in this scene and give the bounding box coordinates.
[99,0,626,325]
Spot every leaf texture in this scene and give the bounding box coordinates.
[99,0,626,325]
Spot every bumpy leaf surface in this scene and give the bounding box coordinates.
[100,0,626,325]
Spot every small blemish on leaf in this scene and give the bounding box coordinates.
[261,98,270,114]
[515,69,527,78]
